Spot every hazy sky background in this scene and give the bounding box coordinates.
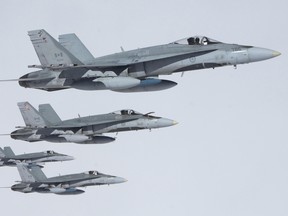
[0,0,287,215]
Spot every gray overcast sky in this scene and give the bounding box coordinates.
[0,0,287,215]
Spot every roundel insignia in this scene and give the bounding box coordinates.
[189,57,196,63]
[24,102,30,110]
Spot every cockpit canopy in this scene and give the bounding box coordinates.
[111,109,142,115]
[172,36,221,46]
[86,170,99,175]
[45,150,55,155]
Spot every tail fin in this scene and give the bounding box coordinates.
[30,166,47,181]
[17,102,49,127]
[59,33,95,64]
[16,163,36,183]
[39,104,62,125]
[0,148,5,158]
[28,29,83,67]
[3,147,15,157]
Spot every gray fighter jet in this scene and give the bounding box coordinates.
[10,102,177,144]
[9,29,280,92]
[0,147,73,167]
[11,163,126,195]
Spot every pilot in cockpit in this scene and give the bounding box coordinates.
[187,37,195,45]
[172,36,220,46]
[120,110,127,115]
[121,110,135,115]
[201,37,209,45]
[187,37,209,45]
[88,171,98,175]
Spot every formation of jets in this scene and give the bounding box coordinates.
[0,29,280,194]
[11,102,177,144]
[11,164,126,195]
[0,147,73,167]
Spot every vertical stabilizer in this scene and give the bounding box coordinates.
[3,147,15,157]
[39,104,62,125]
[0,148,5,158]
[16,164,36,183]
[30,166,47,181]
[59,33,95,64]
[17,102,48,127]
[28,29,83,66]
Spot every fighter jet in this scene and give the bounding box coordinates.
[5,29,280,92]
[0,146,73,167]
[11,163,126,195]
[10,102,177,144]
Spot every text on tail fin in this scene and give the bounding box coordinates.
[17,164,36,183]
[17,102,48,127]
[28,29,83,66]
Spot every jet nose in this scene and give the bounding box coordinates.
[63,155,75,161]
[248,47,281,62]
[113,177,128,184]
[157,118,178,128]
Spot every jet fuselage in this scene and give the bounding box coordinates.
[18,31,280,92]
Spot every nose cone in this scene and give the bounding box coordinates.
[62,155,75,161]
[157,118,178,128]
[248,47,281,62]
[112,177,128,184]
